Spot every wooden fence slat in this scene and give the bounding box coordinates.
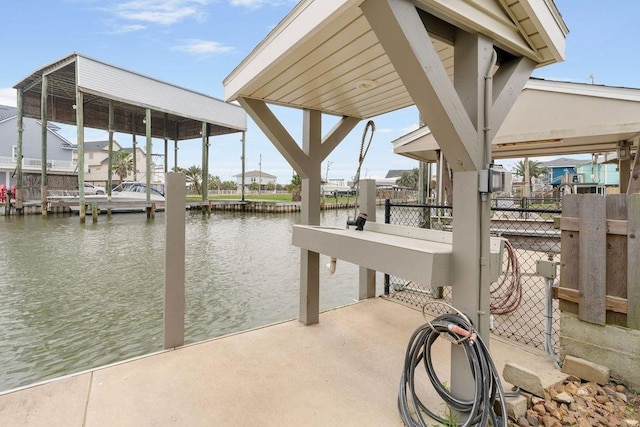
[554,287,627,314]
[560,217,627,235]
[606,195,628,326]
[560,195,579,315]
[628,194,640,329]
[579,195,607,325]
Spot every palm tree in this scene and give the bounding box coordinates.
[396,168,419,190]
[184,165,203,195]
[512,159,548,195]
[111,151,134,184]
[289,174,302,201]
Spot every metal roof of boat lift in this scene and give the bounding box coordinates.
[392,78,640,162]
[14,53,247,140]
[224,0,567,120]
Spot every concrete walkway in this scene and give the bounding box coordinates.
[0,298,556,426]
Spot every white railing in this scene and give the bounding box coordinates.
[0,156,76,172]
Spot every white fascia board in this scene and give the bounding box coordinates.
[526,79,640,102]
[223,0,360,102]
[77,56,246,131]
[420,0,541,62]
[518,0,567,63]
[391,125,431,151]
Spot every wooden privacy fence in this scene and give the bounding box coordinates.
[557,194,640,330]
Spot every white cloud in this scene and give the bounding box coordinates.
[0,88,17,107]
[230,0,295,9]
[109,23,148,33]
[172,39,235,55]
[107,0,212,25]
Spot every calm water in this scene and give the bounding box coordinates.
[0,208,384,392]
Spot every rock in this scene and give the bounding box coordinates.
[517,416,531,426]
[544,402,557,413]
[562,355,610,385]
[503,361,568,398]
[615,385,627,393]
[553,392,574,404]
[533,403,547,415]
[506,394,529,421]
[624,420,639,427]
[565,381,579,395]
[608,415,621,426]
[577,418,591,427]
[541,415,561,427]
[577,387,590,396]
[526,409,540,426]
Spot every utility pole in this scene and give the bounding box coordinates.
[258,153,262,194]
[324,160,333,203]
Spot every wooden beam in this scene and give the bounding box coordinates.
[560,217,628,236]
[238,97,310,178]
[319,116,360,161]
[553,287,627,314]
[490,56,535,143]
[361,0,479,171]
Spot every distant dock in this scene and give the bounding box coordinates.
[2,199,364,216]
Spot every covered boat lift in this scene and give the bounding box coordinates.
[393,78,640,194]
[224,0,567,395]
[13,53,246,220]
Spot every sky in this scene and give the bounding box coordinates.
[1,0,640,183]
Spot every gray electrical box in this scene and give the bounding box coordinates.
[479,164,512,193]
[536,259,558,279]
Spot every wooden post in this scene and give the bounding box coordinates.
[606,195,628,326]
[145,108,152,205]
[628,141,640,195]
[41,75,49,216]
[76,90,86,223]
[358,179,376,300]
[12,89,24,217]
[559,195,580,314]
[579,195,607,325]
[164,172,186,349]
[628,194,640,329]
[107,101,114,202]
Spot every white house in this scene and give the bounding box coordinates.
[75,141,164,187]
[0,104,76,199]
[233,170,277,191]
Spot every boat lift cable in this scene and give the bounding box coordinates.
[351,120,375,219]
[398,304,508,427]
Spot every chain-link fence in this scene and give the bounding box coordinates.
[383,198,562,353]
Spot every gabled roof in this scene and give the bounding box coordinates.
[84,141,110,151]
[385,169,412,179]
[1,104,61,131]
[234,170,277,179]
[224,0,567,119]
[393,79,640,161]
[0,105,17,122]
[14,53,246,141]
[540,157,580,168]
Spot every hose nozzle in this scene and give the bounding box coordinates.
[346,213,367,230]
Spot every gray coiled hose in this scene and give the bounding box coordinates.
[398,311,508,426]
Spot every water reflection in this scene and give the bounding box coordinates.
[0,208,383,392]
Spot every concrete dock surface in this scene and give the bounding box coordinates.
[0,297,556,426]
